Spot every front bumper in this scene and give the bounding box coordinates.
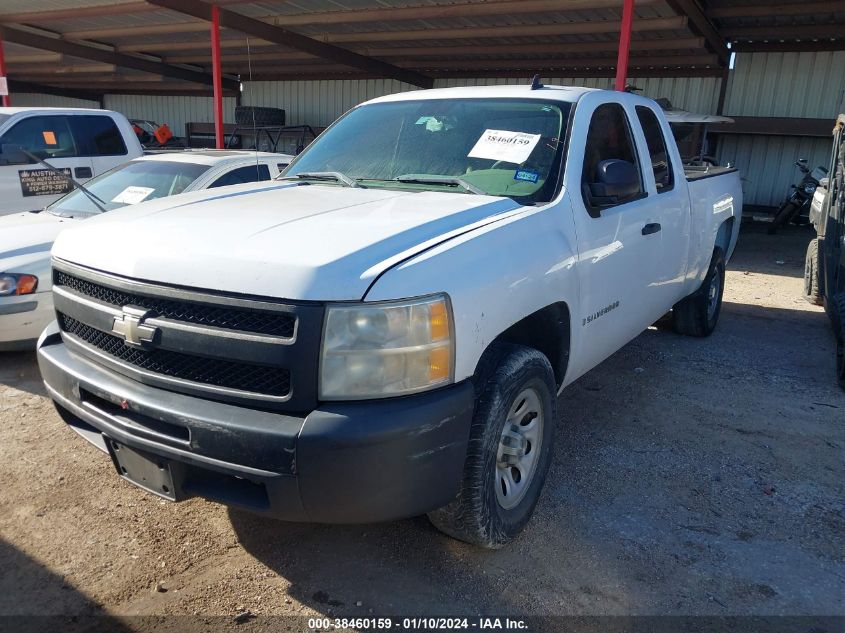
[37,322,475,523]
[0,291,54,350]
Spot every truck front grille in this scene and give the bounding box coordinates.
[51,260,323,410]
[60,315,291,398]
[54,270,295,338]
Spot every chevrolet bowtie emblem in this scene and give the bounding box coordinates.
[111,306,157,347]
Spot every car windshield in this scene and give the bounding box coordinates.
[284,98,571,204]
[46,160,211,217]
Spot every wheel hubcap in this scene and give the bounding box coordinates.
[707,271,721,321]
[495,387,544,510]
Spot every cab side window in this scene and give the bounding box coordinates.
[581,104,643,214]
[0,115,78,159]
[635,106,674,192]
[70,116,127,156]
[209,164,271,188]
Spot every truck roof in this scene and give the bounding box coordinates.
[0,107,114,115]
[365,84,600,106]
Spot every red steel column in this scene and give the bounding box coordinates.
[614,0,635,91]
[211,4,224,149]
[0,32,10,107]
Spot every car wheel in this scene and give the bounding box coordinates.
[672,248,726,337]
[428,343,556,548]
[804,238,823,306]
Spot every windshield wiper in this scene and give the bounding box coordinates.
[395,174,485,195]
[18,147,108,213]
[281,171,360,188]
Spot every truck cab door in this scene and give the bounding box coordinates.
[632,104,692,308]
[566,100,665,376]
[0,114,93,216]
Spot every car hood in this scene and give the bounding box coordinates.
[0,211,78,275]
[52,182,523,300]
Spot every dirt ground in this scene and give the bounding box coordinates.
[1,221,843,629]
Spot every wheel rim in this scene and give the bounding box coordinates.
[495,387,544,510]
[707,269,721,322]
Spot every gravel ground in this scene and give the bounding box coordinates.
[0,221,843,628]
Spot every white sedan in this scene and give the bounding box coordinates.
[0,150,292,350]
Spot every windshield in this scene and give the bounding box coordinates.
[46,160,210,217]
[284,98,571,204]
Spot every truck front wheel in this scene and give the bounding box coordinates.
[804,238,823,305]
[672,248,726,337]
[428,343,556,548]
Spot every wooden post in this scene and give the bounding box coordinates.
[211,4,224,149]
[615,0,635,91]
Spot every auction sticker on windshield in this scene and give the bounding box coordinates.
[112,186,155,205]
[468,129,541,164]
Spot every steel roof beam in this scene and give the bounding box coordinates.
[146,0,432,88]
[665,0,728,64]
[708,2,845,18]
[0,25,238,90]
[7,78,102,102]
[165,37,708,64]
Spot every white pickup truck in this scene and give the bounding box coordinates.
[0,107,143,216]
[38,85,741,547]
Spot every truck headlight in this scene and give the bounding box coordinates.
[0,274,38,296]
[320,294,454,399]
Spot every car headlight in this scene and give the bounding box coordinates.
[320,294,454,400]
[0,273,38,296]
[804,183,817,195]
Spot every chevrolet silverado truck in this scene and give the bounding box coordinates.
[37,85,741,548]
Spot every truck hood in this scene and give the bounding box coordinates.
[0,211,78,275]
[52,182,522,300]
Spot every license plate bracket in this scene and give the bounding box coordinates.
[106,437,177,501]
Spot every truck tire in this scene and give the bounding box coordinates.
[804,238,823,305]
[234,106,285,126]
[834,293,845,390]
[428,343,556,548]
[672,247,726,337]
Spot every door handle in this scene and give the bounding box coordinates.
[74,166,93,179]
[642,222,661,236]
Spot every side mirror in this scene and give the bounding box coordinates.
[0,144,31,166]
[589,159,641,205]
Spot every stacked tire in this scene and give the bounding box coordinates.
[234,106,285,126]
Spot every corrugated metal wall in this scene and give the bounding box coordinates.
[102,94,237,138]
[715,51,845,206]
[10,51,844,207]
[239,75,720,127]
[241,79,418,126]
[724,51,845,117]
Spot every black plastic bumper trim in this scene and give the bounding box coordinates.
[38,323,475,523]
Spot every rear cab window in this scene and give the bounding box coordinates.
[70,115,128,157]
[635,106,674,193]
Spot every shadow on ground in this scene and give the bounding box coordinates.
[728,221,814,279]
[0,351,45,398]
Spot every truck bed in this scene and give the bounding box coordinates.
[684,165,738,181]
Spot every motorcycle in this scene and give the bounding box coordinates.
[768,158,829,234]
